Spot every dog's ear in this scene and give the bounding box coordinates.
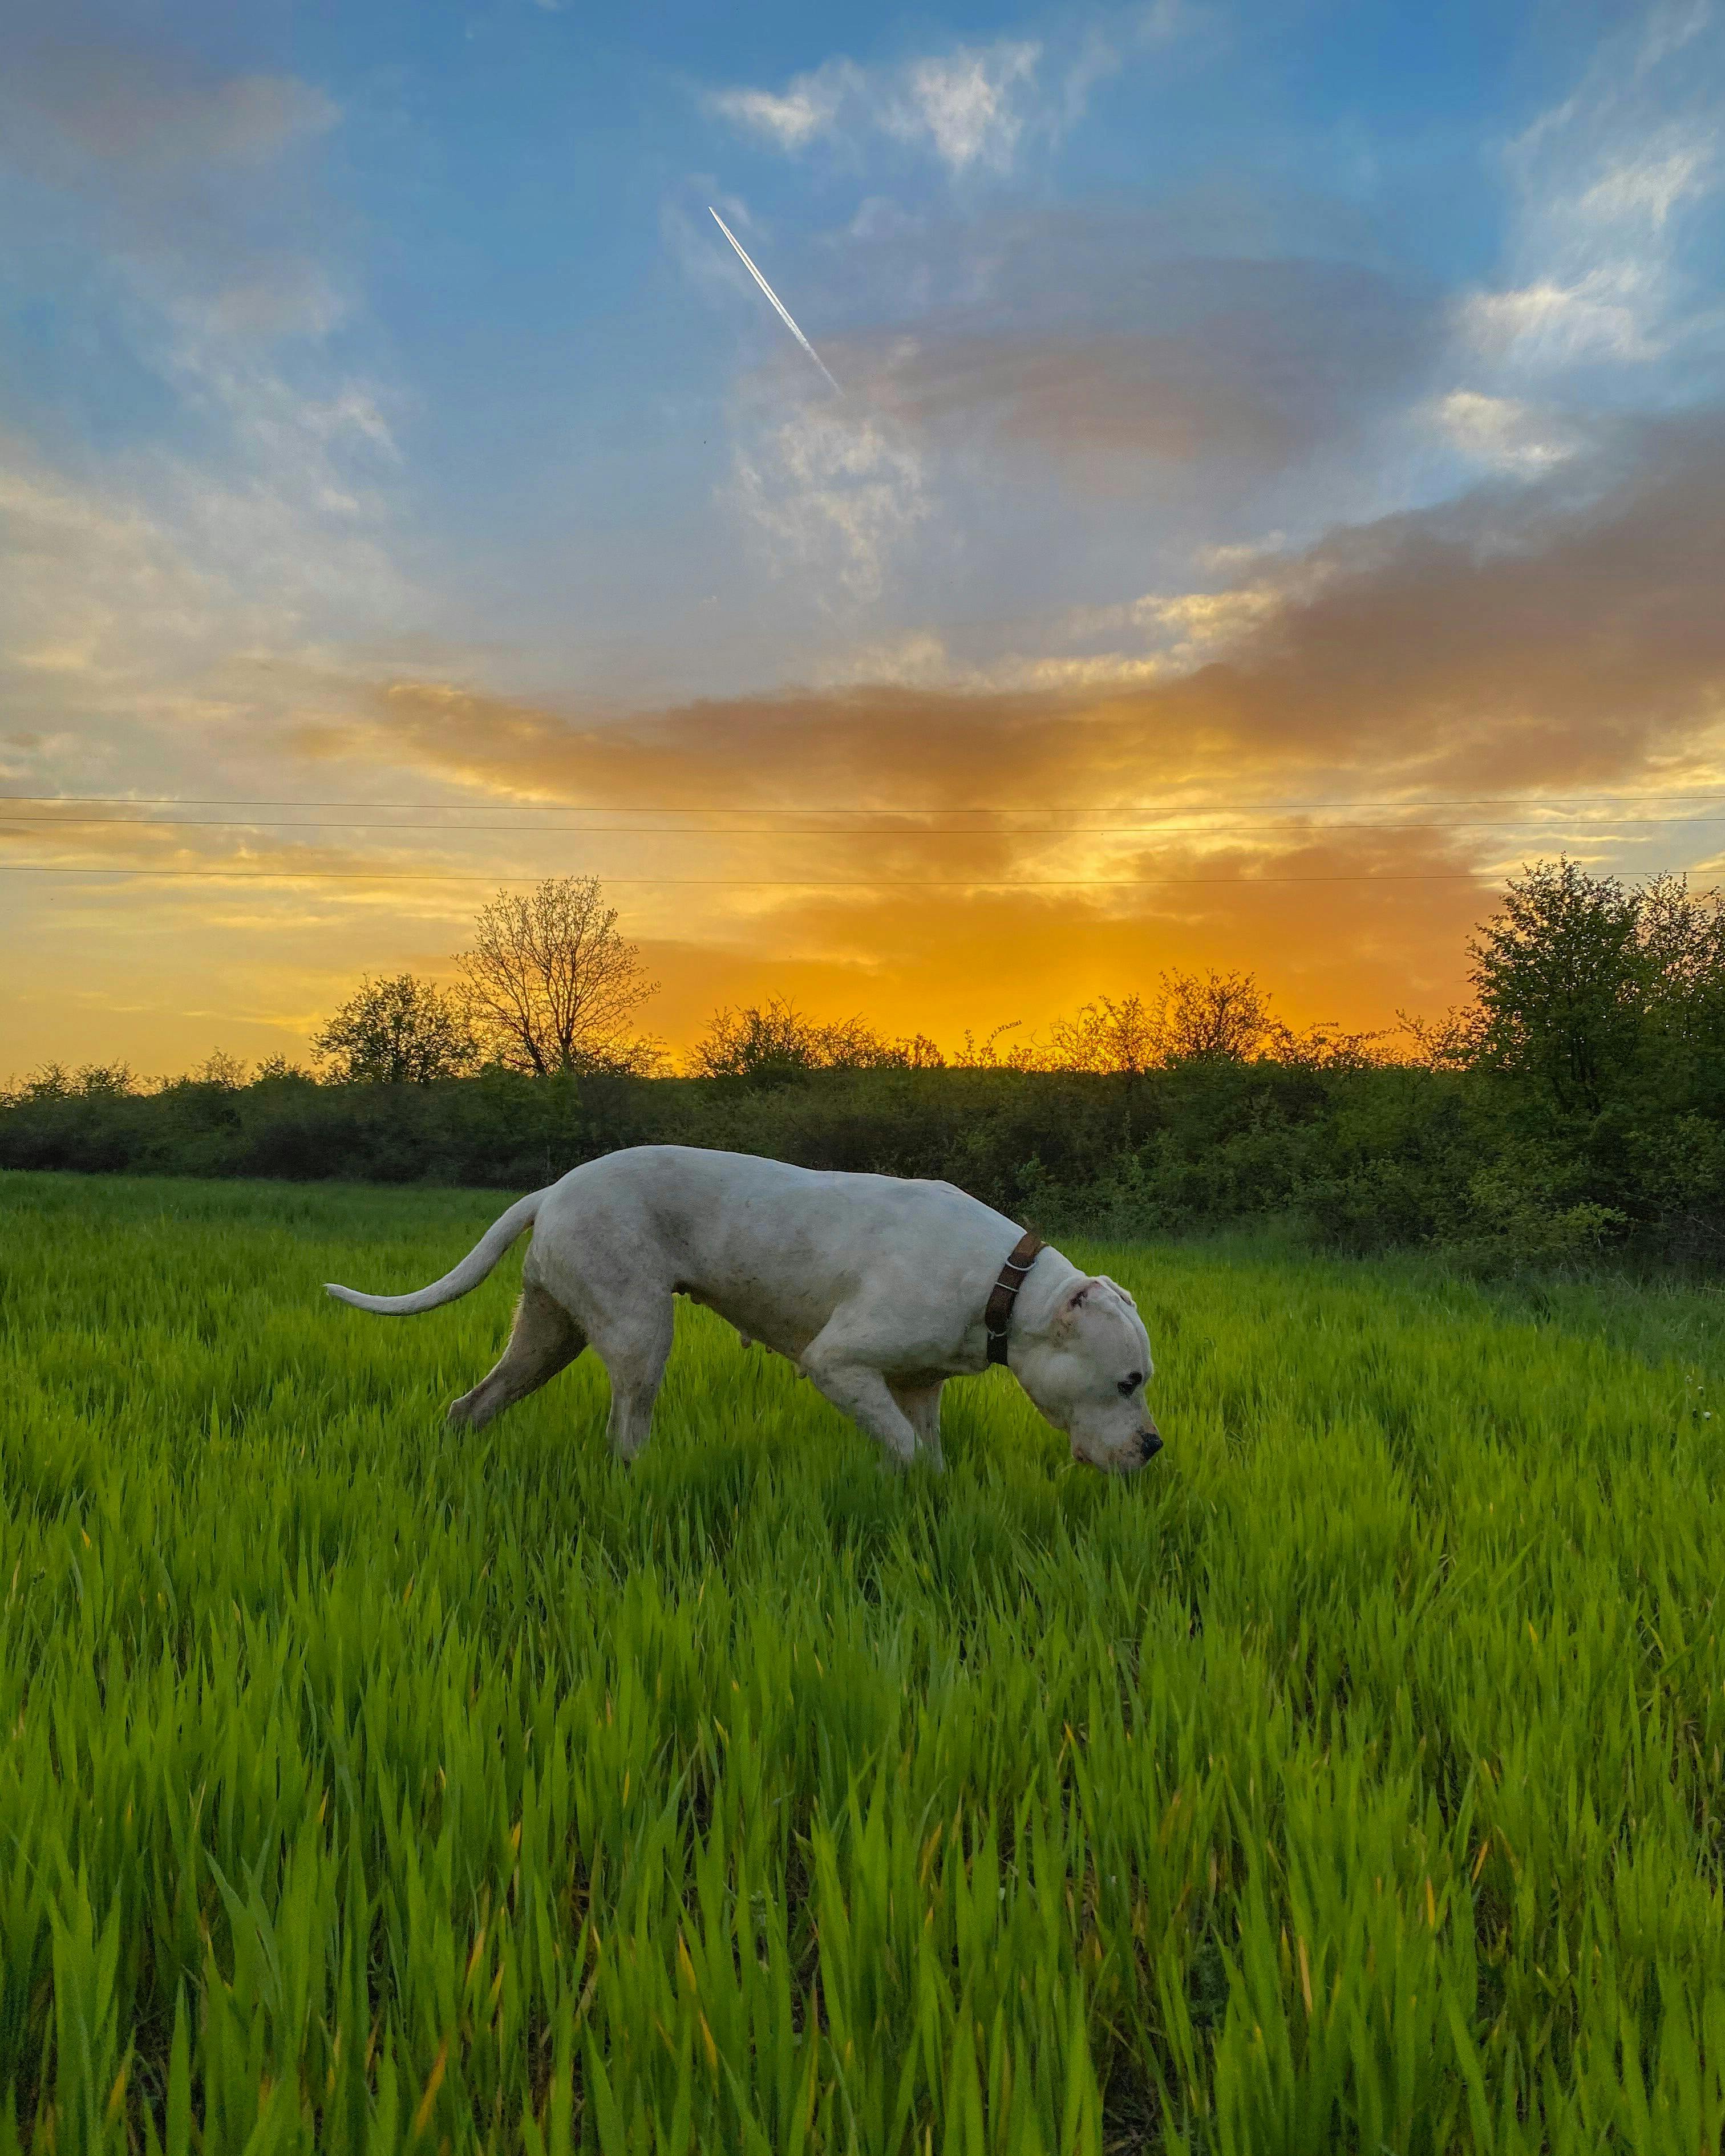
[1096,1274,1137,1310]
[1055,1279,1102,1334]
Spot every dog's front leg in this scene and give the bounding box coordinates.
[889,1379,946,1472]
[801,1342,920,1469]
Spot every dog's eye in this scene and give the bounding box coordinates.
[1117,1372,1143,1397]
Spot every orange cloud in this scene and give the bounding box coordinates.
[283,416,1725,1047]
[8,413,1723,1074]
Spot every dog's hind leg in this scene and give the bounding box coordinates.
[447,1283,584,1431]
[590,1295,676,1463]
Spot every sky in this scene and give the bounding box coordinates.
[3,0,1724,1075]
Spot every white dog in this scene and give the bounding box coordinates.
[327,1144,1161,1473]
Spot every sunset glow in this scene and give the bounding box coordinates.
[4,3,1723,1073]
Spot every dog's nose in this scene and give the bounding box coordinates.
[1138,1428,1163,1463]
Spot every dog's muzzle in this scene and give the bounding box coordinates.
[1137,1426,1163,1464]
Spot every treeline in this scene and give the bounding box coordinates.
[5,861,1724,1263]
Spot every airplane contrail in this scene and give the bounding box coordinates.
[708,206,841,395]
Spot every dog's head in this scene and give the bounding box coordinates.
[1015,1275,1161,1474]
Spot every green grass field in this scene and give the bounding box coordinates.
[2,1172,1723,2154]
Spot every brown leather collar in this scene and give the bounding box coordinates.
[985,1230,1046,1366]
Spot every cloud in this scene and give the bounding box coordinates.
[812,237,1438,484]
[623,824,1495,1056]
[0,804,1496,1075]
[699,209,1436,591]
[0,443,236,709]
[693,200,1431,615]
[886,44,1043,173]
[711,35,1074,176]
[1157,416,1725,793]
[300,410,1725,814]
[14,7,1725,1075]
[0,21,347,356]
[0,13,406,741]
[0,34,336,181]
[16,416,1724,1070]
[1057,582,1286,664]
[258,673,1512,1051]
[0,330,412,798]
[708,2,1198,177]
[1430,390,1581,476]
[0,7,410,1094]
[187,256,349,343]
[1457,7,1722,384]
[712,63,865,153]
[728,406,929,605]
[1579,142,1714,230]
[1461,274,1657,366]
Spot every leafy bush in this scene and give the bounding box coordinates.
[8,861,1725,1267]
[3,1051,1718,1265]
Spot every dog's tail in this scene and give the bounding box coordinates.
[325,1188,549,1316]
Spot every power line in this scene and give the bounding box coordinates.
[6,789,1725,814]
[5,813,1725,837]
[0,866,1512,887]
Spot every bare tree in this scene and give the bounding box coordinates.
[456,877,660,1076]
